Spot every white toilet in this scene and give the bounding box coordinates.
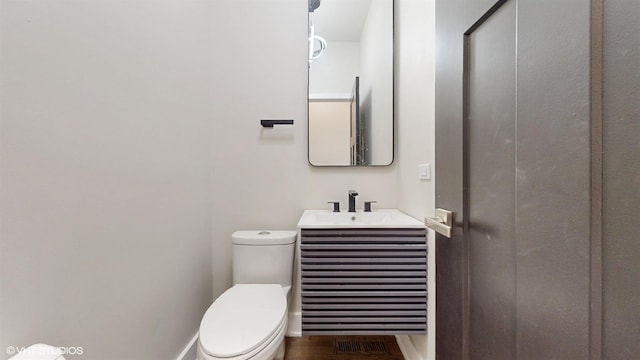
[197,230,297,360]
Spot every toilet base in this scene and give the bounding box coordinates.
[274,342,285,360]
[197,318,287,360]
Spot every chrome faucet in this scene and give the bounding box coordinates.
[348,190,359,212]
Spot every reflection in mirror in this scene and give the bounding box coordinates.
[308,0,393,166]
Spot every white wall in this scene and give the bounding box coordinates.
[0,1,214,359]
[395,0,437,359]
[309,41,360,97]
[360,0,394,165]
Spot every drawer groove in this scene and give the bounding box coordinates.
[303,317,426,324]
[302,270,427,277]
[303,310,426,317]
[302,277,425,284]
[302,244,427,251]
[302,290,427,297]
[302,264,426,271]
[302,324,426,330]
[301,296,426,304]
[303,303,426,310]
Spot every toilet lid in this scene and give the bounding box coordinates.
[199,284,287,358]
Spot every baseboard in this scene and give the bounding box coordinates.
[287,311,302,337]
[176,332,199,360]
[395,335,424,360]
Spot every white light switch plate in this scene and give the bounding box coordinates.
[418,164,431,180]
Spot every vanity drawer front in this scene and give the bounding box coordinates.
[300,230,425,244]
[300,227,427,335]
[302,263,426,271]
[302,270,427,277]
[301,228,426,237]
[302,296,426,304]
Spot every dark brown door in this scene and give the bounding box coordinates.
[601,0,640,358]
[466,1,516,358]
[435,0,597,359]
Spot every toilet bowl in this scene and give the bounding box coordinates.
[197,230,296,360]
[197,284,288,360]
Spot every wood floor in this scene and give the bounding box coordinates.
[284,336,405,360]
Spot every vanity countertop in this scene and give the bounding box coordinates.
[297,209,425,229]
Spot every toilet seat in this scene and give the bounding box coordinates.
[199,284,287,360]
[197,315,286,360]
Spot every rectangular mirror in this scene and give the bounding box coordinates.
[308,0,394,166]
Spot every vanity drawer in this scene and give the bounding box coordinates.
[300,227,427,335]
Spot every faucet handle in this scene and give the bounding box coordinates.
[328,201,340,212]
[364,201,377,212]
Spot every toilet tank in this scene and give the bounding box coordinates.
[232,231,297,288]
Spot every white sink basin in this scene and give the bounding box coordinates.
[297,209,424,228]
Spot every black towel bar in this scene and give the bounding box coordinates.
[261,119,294,127]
